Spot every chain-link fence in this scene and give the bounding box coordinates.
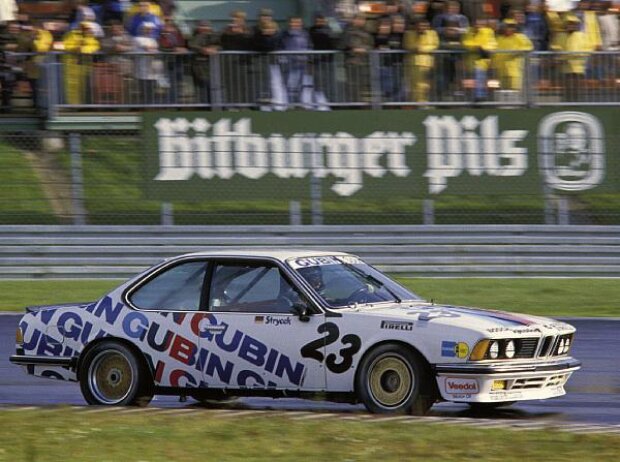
[1,111,618,225]
[3,50,620,115]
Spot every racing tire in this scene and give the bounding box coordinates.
[356,344,435,415]
[79,341,154,406]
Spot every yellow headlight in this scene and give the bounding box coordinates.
[492,380,507,391]
[15,327,24,346]
[469,339,490,361]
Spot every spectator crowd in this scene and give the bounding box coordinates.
[1,0,619,111]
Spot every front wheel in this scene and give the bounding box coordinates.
[355,344,435,415]
[79,341,153,406]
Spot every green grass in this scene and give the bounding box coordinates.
[0,280,119,311]
[399,278,620,317]
[1,278,618,317]
[0,409,618,462]
[0,139,57,224]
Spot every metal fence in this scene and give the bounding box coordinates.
[3,50,620,114]
[1,126,618,226]
[2,224,620,278]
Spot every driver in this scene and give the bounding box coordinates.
[300,266,325,294]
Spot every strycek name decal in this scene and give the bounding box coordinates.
[380,320,414,331]
[19,296,307,389]
[254,316,292,327]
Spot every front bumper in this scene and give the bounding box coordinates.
[434,357,581,403]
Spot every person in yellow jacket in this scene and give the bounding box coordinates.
[577,0,603,50]
[462,18,497,101]
[493,19,533,91]
[62,22,100,105]
[403,19,439,103]
[553,15,593,102]
[23,22,53,107]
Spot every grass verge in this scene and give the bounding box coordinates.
[1,278,618,317]
[0,409,618,462]
[0,139,57,224]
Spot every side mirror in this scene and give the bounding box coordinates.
[291,303,311,322]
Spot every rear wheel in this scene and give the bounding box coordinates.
[79,341,153,406]
[356,344,435,415]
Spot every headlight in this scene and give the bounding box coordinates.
[558,338,566,355]
[504,340,516,358]
[15,327,23,346]
[488,341,499,359]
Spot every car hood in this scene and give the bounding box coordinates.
[352,302,575,336]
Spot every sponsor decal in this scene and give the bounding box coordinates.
[441,341,469,359]
[264,316,292,327]
[288,255,363,270]
[153,117,415,197]
[20,296,307,388]
[380,320,414,331]
[445,377,479,395]
[539,111,605,192]
[487,327,541,334]
[406,308,460,321]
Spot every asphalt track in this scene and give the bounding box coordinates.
[1,315,618,425]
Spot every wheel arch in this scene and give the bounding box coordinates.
[77,336,155,382]
[354,340,438,398]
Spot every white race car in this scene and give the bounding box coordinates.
[10,250,580,414]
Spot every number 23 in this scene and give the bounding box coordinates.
[301,322,362,374]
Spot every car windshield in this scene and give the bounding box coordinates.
[288,255,421,308]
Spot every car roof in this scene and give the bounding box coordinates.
[180,249,352,263]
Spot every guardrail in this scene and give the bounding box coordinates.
[3,50,619,115]
[2,225,620,278]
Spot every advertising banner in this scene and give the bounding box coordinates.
[143,109,617,201]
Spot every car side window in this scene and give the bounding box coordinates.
[130,261,208,311]
[208,262,304,313]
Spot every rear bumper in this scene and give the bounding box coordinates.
[9,355,76,369]
[434,357,581,403]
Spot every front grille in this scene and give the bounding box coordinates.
[514,338,538,358]
[539,336,555,357]
[509,373,570,390]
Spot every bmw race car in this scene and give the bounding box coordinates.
[10,250,581,413]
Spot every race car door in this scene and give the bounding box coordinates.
[198,259,327,391]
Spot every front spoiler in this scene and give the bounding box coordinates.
[9,355,77,369]
[434,357,581,375]
[434,357,581,403]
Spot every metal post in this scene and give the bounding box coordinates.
[524,51,531,108]
[289,201,302,226]
[557,196,570,225]
[543,186,555,225]
[310,135,323,225]
[161,202,174,226]
[47,54,60,119]
[369,51,382,110]
[210,53,223,110]
[69,132,86,225]
[423,199,435,225]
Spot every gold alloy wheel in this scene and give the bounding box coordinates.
[88,350,134,404]
[367,353,414,408]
